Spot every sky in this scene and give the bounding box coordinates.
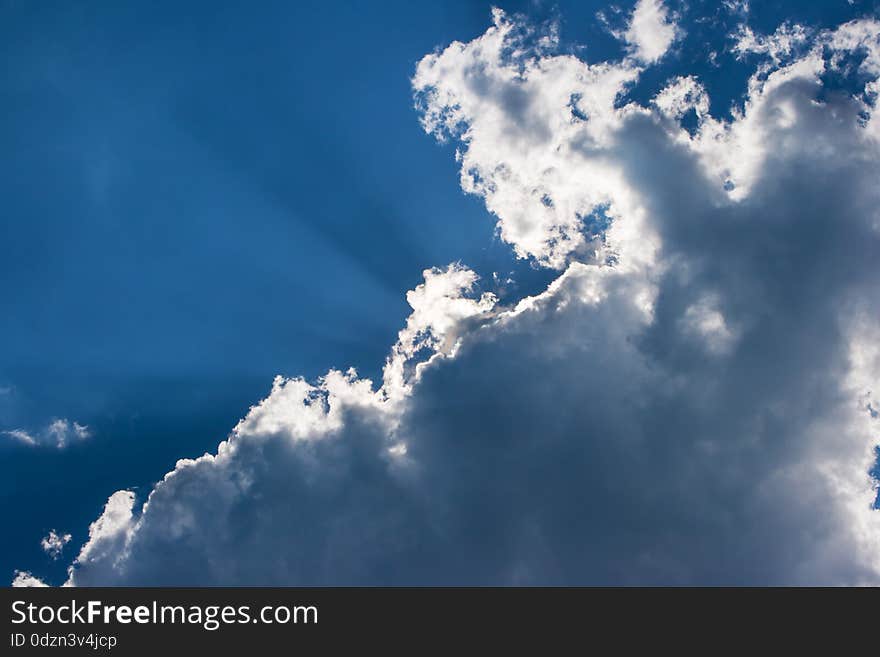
[3,0,880,586]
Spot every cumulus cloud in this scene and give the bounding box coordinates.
[413,8,648,269]
[11,571,48,587]
[2,419,91,449]
[69,491,137,580]
[383,264,497,400]
[20,8,880,585]
[704,18,880,199]
[622,0,680,64]
[41,530,72,560]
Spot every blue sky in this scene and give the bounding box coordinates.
[3,0,880,585]
[1,0,559,583]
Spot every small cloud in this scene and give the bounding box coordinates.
[623,0,680,64]
[730,23,810,65]
[46,419,91,448]
[3,429,37,446]
[597,0,680,65]
[11,570,48,587]
[41,530,72,559]
[3,419,92,449]
[722,0,749,16]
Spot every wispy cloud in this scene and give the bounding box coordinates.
[3,419,91,449]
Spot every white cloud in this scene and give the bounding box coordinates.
[623,0,680,64]
[732,23,811,66]
[382,264,497,400]
[71,491,137,575]
[2,418,91,449]
[41,530,72,560]
[413,9,652,270]
[20,9,880,586]
[652,75,710,121]
[825,19,880,77]
[11,571,48,587]
[733,19,880,79]
[694,19,880,199]
[4,429,37,446]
